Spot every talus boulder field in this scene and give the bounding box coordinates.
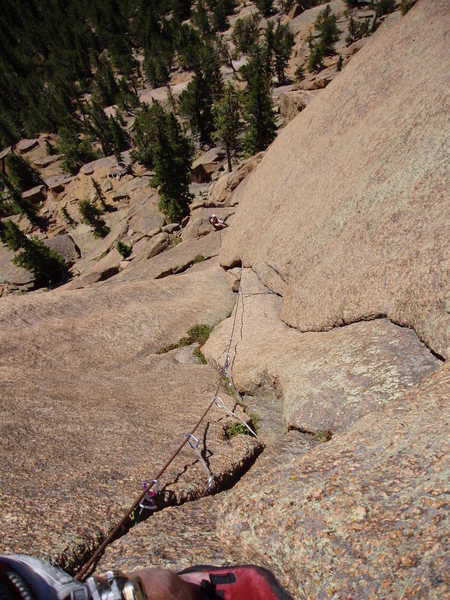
[220,0,450,359]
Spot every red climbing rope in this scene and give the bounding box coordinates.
[75,283,243,582]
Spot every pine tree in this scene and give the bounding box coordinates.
[171,0,192,21]
[132,104,158,166]
[92,57,119,106]
[256,0,274,17]
[315,4,340,55]
[241,46,276,154]
[139,102,193,223]
[78,199,110,238]
[56,126,98,175]
[213,84,242,172]
[178,39,223,145]
[5,153,41,192]
[272,20,295,84]
[0,220,69,287]
[192,0,212,37]
[232,14,261,56]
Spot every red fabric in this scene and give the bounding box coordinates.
[180,566,283,599]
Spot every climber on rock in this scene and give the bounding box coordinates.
[209,213,228,230]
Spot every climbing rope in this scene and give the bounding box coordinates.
[75,278,247,582]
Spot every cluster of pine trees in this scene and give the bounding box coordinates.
[0,1,297,234]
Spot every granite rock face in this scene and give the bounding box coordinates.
[96,431,316,576]
[220,0,450,359]
[204,269,440,434]
[216,366,449,598]
[0,260,252,567]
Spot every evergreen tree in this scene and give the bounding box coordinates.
[213,84,242,172]
[315,4,340,55]
[375,0,396,17]
[0,173,32,217]
[212,0,235,32]
[175,24,202,71]
[92,57,119,106]
[308,44,324,71]
[178,39,223,145]
[308,4,340,71]
[272,20,295,84]
[0,219,69,286]
[241,46,276,154]
[83,100,129,157]
[232,14,261,56]
[78,199,110,238]
[5,154,41,192]
[256,0,274,17]
[56,126,98,175]
[192,0,212,37]
[140,101,193,223]
[132,104,158,166]
[171,0,192,21]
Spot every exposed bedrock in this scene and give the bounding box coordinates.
[216,365,449,598]
[0,259,264,567]
[203,269,441,434]
[219,0,450,360]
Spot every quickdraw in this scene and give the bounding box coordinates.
[184,433,214,494]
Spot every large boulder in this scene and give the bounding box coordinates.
[43,234,80,264]
[220,0,450,360]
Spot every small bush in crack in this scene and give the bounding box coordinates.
[157,324,213,354]
[193,347,207,364]
[184,324,213,345]
[224,414,258,439]
[117,241,132,258]
[192,254,205,265]
[314,429,333,443]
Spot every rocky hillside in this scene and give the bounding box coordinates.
[0,1,448,598]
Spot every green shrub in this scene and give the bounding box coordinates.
[0,220,69,287]
[314,429,333,443]
[193,347,207,364]
[224,414,259,439]
[400,0,417,14]
[78,199,109,238]
[117,241,132,258]
[157,324,213,354]
[186,324,213,344]
[294,63,305,81]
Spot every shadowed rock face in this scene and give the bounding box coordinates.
[220,0,450,359]
[215,365,449,598]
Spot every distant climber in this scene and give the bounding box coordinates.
[0,555,293,599]
[209,213,228,230]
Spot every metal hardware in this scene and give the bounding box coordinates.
[184,433,214,493]
[138,480,159,515]
[214,396,257,437]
